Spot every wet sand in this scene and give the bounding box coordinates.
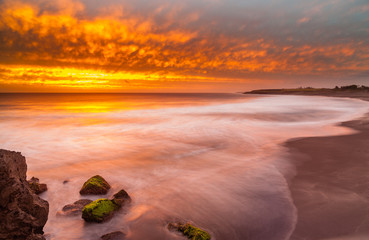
[283,92,369,239]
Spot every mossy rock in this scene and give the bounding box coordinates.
[82,198,120,223]
[80,175,111,195]
[168,222,211,240]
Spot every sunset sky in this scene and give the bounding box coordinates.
[0,0,368,92]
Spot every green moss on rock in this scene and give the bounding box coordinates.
[82,198,119,223]
[168,222,211,240]
[80,175,111,195]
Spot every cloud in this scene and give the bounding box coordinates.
[0,0,368,91]
[297,17,310,24]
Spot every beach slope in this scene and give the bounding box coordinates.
[247,87,369,239]
[287,114,369,239]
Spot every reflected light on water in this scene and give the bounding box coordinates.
[0,93,368,240]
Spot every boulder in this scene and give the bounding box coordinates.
[112,189,131,207]
[0,149,49,240]
[57,199,93,216]
[82,198,120,223]
[168,222,211,240]
[28,177,48,194]
[79,175,111,195]
[82,189,131,223]
[100,231,126,240]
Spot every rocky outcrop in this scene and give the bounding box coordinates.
[0,149,49,240]
[57,199,93,216]
[100,231,126,240]
[80,175,111,195]
[28,177,47,194]
[168,222,211,240]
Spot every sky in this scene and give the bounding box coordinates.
[0,0,368,92]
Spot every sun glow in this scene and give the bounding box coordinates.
[0,65,222,91]
[0,0,368,92]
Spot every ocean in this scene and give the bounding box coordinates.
[0,93,368,240]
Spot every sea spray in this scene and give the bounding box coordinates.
[0,93,368,240]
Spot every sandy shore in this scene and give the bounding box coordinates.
[281,93,369,240]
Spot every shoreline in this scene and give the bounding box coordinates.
[2,92,369,239]
[278,92,369,239]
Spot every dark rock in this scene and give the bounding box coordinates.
[112,189,131,207]
[63,180,69,184]
[82,198,120,223]
[100,231,126,240]
[79,175,111,195]
[0,149,49,240]
[28,177,48,194]
[57,199,93,216]
[168,222,211,240]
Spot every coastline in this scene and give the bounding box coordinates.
[276,92,369,239]
[244,88,369,101]
[2,92,369,239]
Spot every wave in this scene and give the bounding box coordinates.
[0,94,368,240]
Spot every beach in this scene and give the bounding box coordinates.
[280,92,369,240]
[1,0,367,238]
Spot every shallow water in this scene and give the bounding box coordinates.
[0,93,368,240]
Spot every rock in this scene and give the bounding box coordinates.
[57,199,93,216]
[100,231,126,240]
[79,175,111,195]
[63,180,69,184]
[168,222,211,240]
[112,189,131,207]
[82,198,120,223]
[28,177,48,194]
[0,149,49,240]
[81,188,131,223]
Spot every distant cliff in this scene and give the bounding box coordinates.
[244,85,369,96]
[243,85,369,102]
[0,149,49,240]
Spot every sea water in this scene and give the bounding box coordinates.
[0,93,368,240]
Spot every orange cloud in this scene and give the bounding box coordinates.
[0,0,368,91]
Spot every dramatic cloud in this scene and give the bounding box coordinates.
[0,0,368,91]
